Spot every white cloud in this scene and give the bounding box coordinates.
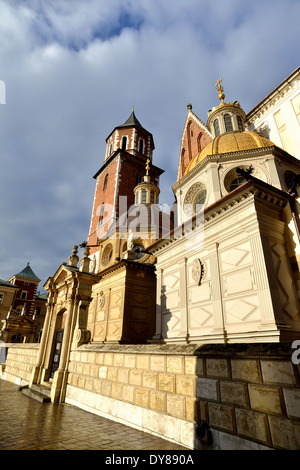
[0,0,298,287]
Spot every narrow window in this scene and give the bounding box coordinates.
[141,189,147,203]
[138,139,144,154]
[99,203,105,224]
[103,174,108,191]
[150,190,155,204]
[121,136,127,150]
[214,119,220,136]
[237,115,244,131]
[224,114,233,132]
[136,173,142,185]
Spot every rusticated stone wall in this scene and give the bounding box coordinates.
[65,343,300,450]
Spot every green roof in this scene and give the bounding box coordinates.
[0,279,18,288]
[15,264,40,281]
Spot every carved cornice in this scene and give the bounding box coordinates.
[149,179,290,255]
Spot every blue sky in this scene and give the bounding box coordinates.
[0,0,299,290]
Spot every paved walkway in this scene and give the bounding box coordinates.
[0,379,188,451]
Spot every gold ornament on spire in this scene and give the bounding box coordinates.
[145,158,150,176]
[215,78,225,103]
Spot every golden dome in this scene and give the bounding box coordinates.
[184,131,275,176]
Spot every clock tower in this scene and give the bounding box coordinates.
[87,110,164,258]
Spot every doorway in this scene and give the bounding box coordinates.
[50,328,64,378]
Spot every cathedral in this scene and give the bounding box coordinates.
[2,68,300,450]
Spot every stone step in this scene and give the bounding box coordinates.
[22,386,51,403]
[31,383,51,398]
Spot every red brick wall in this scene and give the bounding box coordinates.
[178,119,212,180]
[13,279,38,316]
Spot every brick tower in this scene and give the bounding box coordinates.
[87,110,164,255]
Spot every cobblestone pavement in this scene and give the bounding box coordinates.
[0,379,188,451]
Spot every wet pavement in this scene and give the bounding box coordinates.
[0,379,188,451]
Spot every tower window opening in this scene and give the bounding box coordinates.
[138,139,144,154]
[214,119,220,136]
[224,114,233,132]
[103,174,108,191]
[136,173,143,185]
[121,136,127,150]
[141,189,147,203]
[237,115,244,131]
[150,190,155,204]
[99,203,105,224]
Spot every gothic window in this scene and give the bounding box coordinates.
[237,115,244,131]
[103,174,108,191]
[224,114,233,132]
[214,119,220,136]
[121,136,127,150]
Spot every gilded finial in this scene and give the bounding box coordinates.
[145,158,150,176]
[215,78,225,103]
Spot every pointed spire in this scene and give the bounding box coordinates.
[119,109,144,129]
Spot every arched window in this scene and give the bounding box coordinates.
[224,114,233,132]
[150,190,155,204]
[138,139,144,154]
[136,173,142,185]
[141,189,147,203]
[121,136,127,150]
[237,115,244,132]
[214,119,220,136]
[103,174,108,191]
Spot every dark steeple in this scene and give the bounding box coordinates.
[118,110,145,129]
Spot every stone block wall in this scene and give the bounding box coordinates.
[0,344,39,385]
[65,343,300,450]
[65,344,199,448]
[196,344,300,450]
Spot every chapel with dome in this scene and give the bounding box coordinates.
[2,71,300,450]
[150,78,300,344]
